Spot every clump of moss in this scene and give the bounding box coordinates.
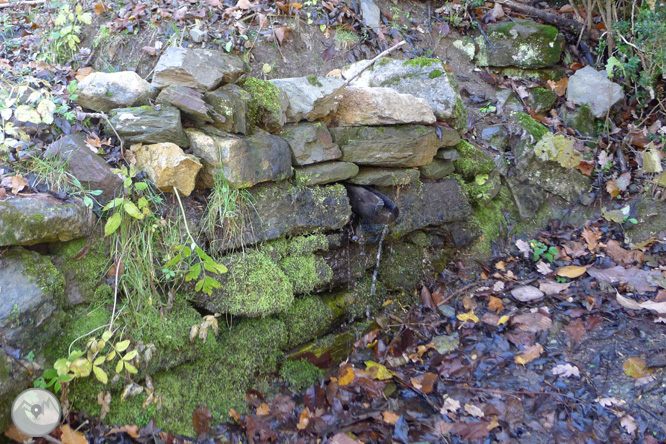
[403,57,443,68]
[514,111,549,141]
[280,295,334,348]
[306,75,323,87]
[529,87,557,113]
[453,140,495,180]
[378,243,425,292]
[239,77,283,132]
[279,254,333,294]
[52,237,111,305]
[211,251,294,317]
[428,69,444,79]
[73,317,289,436]
[280,359,323,391]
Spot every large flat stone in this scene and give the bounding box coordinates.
[348,167,420,186]
[356,180,472,240]
[332,86,435,126]
[280,122,341,166]
[330,125,441,167]
[294,161,359,186]
[0,196,90,246]
[212,182,352,250]
[152,47,249,91]
[156,85,213,123]
[475,20,564,69]
[75,71,157,113]
[341,58,465,127]
[270,76,344,122]
[186,128,292,189]
[45,133,123,203]
[107,106,188,147]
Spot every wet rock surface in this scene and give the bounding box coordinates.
[0,196,90,246]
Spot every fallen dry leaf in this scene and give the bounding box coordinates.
[606,240,644,266]
[512,312,552,333]
[590,267,661,294]
[616,292,666,314]
[60,424,88,444]
[547,77,568,96]
[488,296,504,313]
[382,410,400,425]
[515,343,544,365]
[464,403,485,418]
[552,363,580,377]
[621,415,637,434]
[511,285,545,302]
[297,407,312,430]
[622,357,653,378]
[98,391,111,420]
[256,402,270,416]
[555,265,587,279]
[539,280,571,295]
[440,396,461,413]
[106,425,140,438]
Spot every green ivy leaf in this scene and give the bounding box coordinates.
[43,368,58,379]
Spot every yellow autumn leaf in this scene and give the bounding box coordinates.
[622,357,652,379]
[338,367,355,386]
[457,311,479,324]
[497,315,510,325]
[556,265,587,278]
[515,343,544,365]
[365,361,395,380]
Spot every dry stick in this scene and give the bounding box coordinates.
[0,0,46,7]
[342,40,406,87]
[495,0,586,36]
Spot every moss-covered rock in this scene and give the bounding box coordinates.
[279,359,323,391]
[239,77,288,133]
[529,87,558,114]
[514,111,549,141]
[70,317,288,436]
[280,295,336,348]
[279,254,333,294]
[51,237,112,306]
[476,20,564,69]
[378,243,426,292]
[0,248,64,352]
[559,104,596,137]
[192,251,294,317]
[453,140,496,180]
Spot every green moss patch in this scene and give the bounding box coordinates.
[279,254,332,294]
[280,359,323,391]
[210,251,294,317]
[453,140,495,180]
[515,112,549,141]
[403,57,443,68]
[280,295,335,348]
[239,77,283,131]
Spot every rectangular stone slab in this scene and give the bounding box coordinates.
[212,182,352,251]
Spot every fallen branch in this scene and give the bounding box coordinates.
[0,0,46,7]
[495,0,586,36]
[342,40,406,87]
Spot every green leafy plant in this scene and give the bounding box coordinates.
[162,187,228,295]
[480,102,496,114]
[103,165,151,236]
[44,3,93,64]
[34,329,138,393]
[530,240,558,263]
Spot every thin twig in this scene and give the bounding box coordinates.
[342,40,406,87]
[0,0,45,7]
[109,253,122,330]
